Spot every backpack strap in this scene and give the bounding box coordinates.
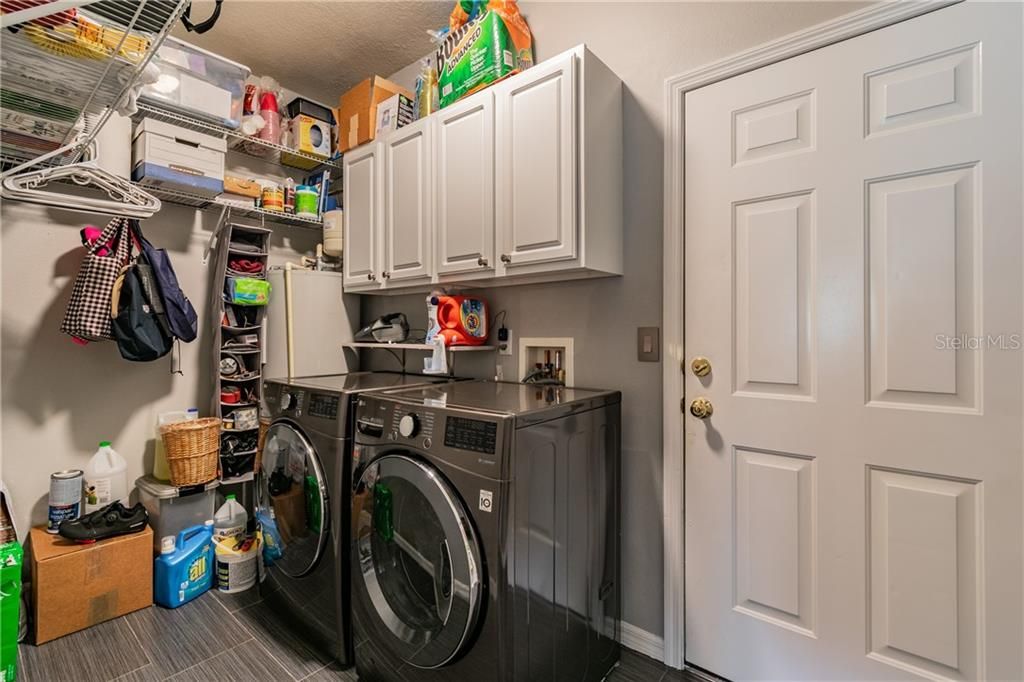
[180,0,222,34]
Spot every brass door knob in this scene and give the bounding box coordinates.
[689,397,713,419]
[691,356,711,377]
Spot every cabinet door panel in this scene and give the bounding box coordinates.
[435,93,495,275]
[496,53,577,267]
[343,143,380,289]
[384,120,432,283]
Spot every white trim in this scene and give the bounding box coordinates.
[619,620,665,662]
[660,0,960,670]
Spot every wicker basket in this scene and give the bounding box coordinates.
[160,418,220,486]
[256,417,271,474]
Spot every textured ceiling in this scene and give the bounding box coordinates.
[171,1,451,104]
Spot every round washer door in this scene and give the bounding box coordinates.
[353,453,483,669]
[259,421,329,578]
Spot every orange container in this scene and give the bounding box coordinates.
[437,296,488,346]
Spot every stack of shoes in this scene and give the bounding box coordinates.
[58,502,149,544]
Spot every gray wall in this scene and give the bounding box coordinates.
[364,1,864,638]
[1,194,319,539]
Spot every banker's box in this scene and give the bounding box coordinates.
[30,526,153,644]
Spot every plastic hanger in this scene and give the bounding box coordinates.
[1,132,161,218]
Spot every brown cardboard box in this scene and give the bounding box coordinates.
[30,526,153,644]
[336,75,413,153]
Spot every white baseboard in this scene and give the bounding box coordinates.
[619,621,665,662]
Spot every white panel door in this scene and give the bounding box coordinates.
[383,118,432,283]
[495,52,577,268]
[683,4,1022,680]
[435,92,495,276]
[342,142,381,289]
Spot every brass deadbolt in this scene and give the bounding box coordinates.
[691,356,712,377]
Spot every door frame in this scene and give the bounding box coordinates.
[660,0,958,669]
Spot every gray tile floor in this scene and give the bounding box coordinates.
[18,587,702,682]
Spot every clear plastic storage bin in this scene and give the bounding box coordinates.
[141,36,250,129]
[136,475,219,552]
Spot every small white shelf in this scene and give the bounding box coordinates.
[343,342,495,352]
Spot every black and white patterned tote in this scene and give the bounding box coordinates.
[60,217,133,342]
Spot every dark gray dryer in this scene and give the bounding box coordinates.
[258,371,452,667]
[351,380,621,682]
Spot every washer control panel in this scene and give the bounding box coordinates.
[389,410,436,441]
[443,416,497,455]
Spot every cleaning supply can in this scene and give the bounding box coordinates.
[294,185,318,218]
[213,494,257,593]
[154,524,215,608]
[83,441,128,513]
[47,469,82,534]
[214,534,259,593]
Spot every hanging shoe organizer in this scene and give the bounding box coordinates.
[209,221,272,485]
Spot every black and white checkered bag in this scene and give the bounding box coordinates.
[60,217,133,342]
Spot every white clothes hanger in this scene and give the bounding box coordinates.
[1,127,161,218]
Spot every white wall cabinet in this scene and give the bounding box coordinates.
[435,92,495,279]
[342,44,621,294]
[383,118,433,284]
[342,141,381,290]
[495,51,577,268]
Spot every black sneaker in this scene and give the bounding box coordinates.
[59,502,148,543]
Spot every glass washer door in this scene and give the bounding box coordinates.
[353,453,483,669]
[259,421,329,578]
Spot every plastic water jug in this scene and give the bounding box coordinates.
[83,441,128,513]
[154,524,214,608]
[214,495,257,593]
[214,495,247,540]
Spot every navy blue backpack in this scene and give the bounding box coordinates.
[129,220,198,343]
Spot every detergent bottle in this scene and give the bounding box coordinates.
[83,441,128,513]
[425,292,442,344]
[214,495,248,539]
[154,524,214,608]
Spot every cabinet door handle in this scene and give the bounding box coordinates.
[477,257,489,267]
[367,273,376,281]
[382,272,391,280]
[500,254,512,264]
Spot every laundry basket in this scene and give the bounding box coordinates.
[160,418,220,486]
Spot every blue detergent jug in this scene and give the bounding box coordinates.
[154,524,214,608]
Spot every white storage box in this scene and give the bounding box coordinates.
[136,475,218,553]
[132,118,226,197]
[141,37,250,129]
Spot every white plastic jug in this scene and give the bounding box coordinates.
[84,441,128,513]
[214,494,248,540]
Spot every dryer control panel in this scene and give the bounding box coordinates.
[444,417,497,455]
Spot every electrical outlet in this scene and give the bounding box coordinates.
[495,364,505,381]
[498,328,513,356]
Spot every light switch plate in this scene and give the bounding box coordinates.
[637,326,660,362]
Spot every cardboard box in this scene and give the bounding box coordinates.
[30,526,153,644]
[374,93,415,137]
[336,75,413,153]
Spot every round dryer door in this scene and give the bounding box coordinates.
[259,422,329,578]
[353,454,483,669]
